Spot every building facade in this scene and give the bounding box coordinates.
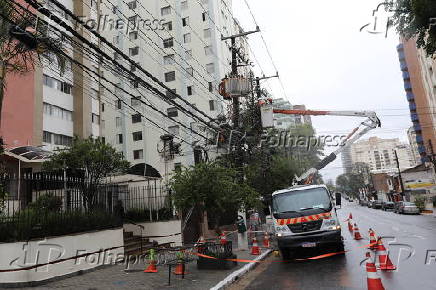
[407,126,422,165]
[349,137,416,172]
[397,40,436,163]
[272,98,312,130]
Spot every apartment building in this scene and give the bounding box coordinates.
[407,126,422,165]
[99,0,250,178]
[397,40,436,163]
[1,0,101,152]
[349,137,416,172]
[272,98,312,130]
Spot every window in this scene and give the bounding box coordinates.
[43,103,51,115]
[132,79,139,88]
[132,113,142,123]
[165,71,176,82]
[132,131,143,141]
[133,149,144,160]
[162,21,172,31]
[116,117,122,127]
[208,82,213,92]
[161,6,171,16]
[129,31,138,41]
[182,17,189,27]
[209,100,216,111]
[43,75,72,94]
[42,102,73,121]
[116,99,122,109]
[54,134,72,146]
[204,45,213,56]
[167,107,178,117]
[181,1,188,10]
[185,50,192,60]
[129,46,139,56]
[174,163,182,172]
[131,62,138,72]
[183,33,191,43]
[206,63,215,74]
[131,97,141,106]
[202,11,208,21]
[204,28,211,38]
[43,131,52,143]
[166,89,177,99]
[128,15,137,26]
[168,125,180,135]
[186,67,193,77]
[164,54,175,65]
[113,35,119,44]
[92,113,100,124]
[127,0,137,10]
[163,37,174,48]
[118,134,123,144]
[187,86,193,96]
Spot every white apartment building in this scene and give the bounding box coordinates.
[98,0,250,178]
[272,99,312,130]
[350,137,416,172]
[407,126,422,165]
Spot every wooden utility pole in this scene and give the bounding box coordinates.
[394,150,405,195]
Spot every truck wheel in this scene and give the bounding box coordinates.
[280,248,293,261]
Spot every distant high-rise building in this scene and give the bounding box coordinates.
[349,137,416,173]
[341,145,353,174]
[407,127,422,165]
[397,39,436,163]
[272,99,312,129]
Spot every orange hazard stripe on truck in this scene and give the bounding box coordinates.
[277,212,331,225]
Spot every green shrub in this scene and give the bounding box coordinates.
[414,196,426,211]
[29,194,62,212]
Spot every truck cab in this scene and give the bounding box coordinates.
[271,184,343,259]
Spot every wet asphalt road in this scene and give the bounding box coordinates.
[232,201,436,290]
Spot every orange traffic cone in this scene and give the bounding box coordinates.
[251,237,261,255]
[369,229,377,250]
[354,223,363,240]
[144,249,158,273]
[349,213,353,220]
[365,252,385,290]
[263,232,270,248]
[376,238,396,270]
[219,232,228,245]
[348,219,354,232]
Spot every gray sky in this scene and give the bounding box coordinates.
[232,0,413,182]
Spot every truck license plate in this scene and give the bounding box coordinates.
[302,242,316,248]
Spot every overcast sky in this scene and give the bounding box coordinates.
[232,0,413,182]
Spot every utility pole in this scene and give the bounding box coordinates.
[255,73,279,100]
[394,150,405,196]
[221,27,259,251]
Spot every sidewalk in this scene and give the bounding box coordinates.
[19,249,270,290]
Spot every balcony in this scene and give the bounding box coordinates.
[402,71,410,80]
[400,61,408,71]
[409,102,416,111]
[406,91,415,101]
[416,135,424,144]
[414,123,422,132]
[411,113,419,122]
[396,43,404,51]
[404,81,412,90]
[418,145,426,154]
[398,51,405,60]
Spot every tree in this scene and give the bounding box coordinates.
[43,137,130,209]
[170,162,260,229]
[0,1,66,124]
[335,163,369,198]
[391,0,436,56]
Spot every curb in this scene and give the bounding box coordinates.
[209,249,272,290]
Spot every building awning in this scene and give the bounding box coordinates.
[128,163,162,178]
[3,146,52,163]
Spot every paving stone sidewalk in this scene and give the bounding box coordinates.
[17,249,263,290]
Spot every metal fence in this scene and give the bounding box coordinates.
[0,174,174,243]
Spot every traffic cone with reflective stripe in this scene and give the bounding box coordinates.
[354,223,363,240]
[219,232,228,245]
[349,213,353,220]
[365,252,385,290]
[144,249,158,273]
[348,219,354,232]
[263,232,270,248]
[251,237,261,255]
[369,229,377,250]
[376,238,396,270]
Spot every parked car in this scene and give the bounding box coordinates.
[372,200,383,209]
[359,199,367,206]
[367,200,374,208]
[382,202,394,211]
[394,201,420,214]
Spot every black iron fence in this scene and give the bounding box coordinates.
[0,174,174,243]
